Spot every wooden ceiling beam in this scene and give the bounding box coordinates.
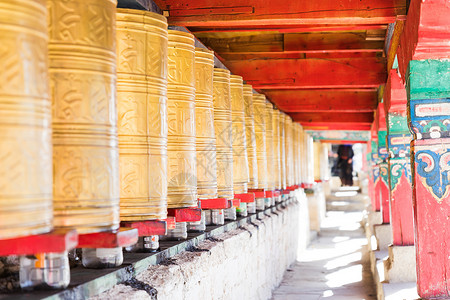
[226,57,386,89]
[300,122,372,131]
[291,112,374,124]
[265,89,377,112]
[155,0,406,27]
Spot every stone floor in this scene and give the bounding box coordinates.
[272,188,377,300]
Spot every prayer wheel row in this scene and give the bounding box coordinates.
[0,1,309,240]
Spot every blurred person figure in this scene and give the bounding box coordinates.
[337,144,354,186]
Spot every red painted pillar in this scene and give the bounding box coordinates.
[383,69,414,246]
[398,0,450,297]
[376,103,390,224]
[369,124,380,212]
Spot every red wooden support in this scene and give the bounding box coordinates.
[121,220,167,236]
[234,192,255,203]
[166,217,176,230]
[155,0,406,27]
[231,199,241,207]
[248,189,265,198]
[78,228,138,249]
[168,207,202,222]
[0,230,78,256]
[384,69,414,246]
[199,198,231,209]
[412,138,450,297]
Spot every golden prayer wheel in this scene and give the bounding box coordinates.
[294,123,301,185]
[284,115,294,188]
[167,30,197,208]
[230,75,249,194]
[273,110,282,190]
[279,113,287,190]
[0,0,52,239]
[252,94,268,190]
[265,102,275,191]
[213,69,234,199]
[297,123,304,184]
[243,85,258,189]
[195,48,218,199]
[49,0,120,233]
[116,9,168,220]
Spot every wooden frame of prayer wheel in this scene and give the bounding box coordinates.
[213,69,234,199]
[0,0,53,239]
[265,101,276,191]
[230,75,249,194]
[253,94,268,190]
[285,115,294,187]
[167,30,197,208]
[116,9,168,221]
[195,48,218,199]
[273,109,282,191]
[243,85,258,189]
[279,113,287,190]
[49,0,120,233]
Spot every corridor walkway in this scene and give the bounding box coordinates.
[272,188,376,300]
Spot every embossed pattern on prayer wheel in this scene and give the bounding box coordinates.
[285,115,294,187]
[297,124,303,184]
[230,75,249,194]
[167,30,197,208]
[273,110,282,190]
[265,102,275,191]
[0,0,52,239]
[49,0,120,233]
[293,123,300,185]
[195,48,218,199]
[253,94,268,190]
[279,113,287,190]
[116,9,168,220]
[213,69,234,199]
[243,85,258,189]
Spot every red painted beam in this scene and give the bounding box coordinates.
[189,24,388,34]
[377,102,387,131]
[397,0,450,81]
[226,57,387,89]
[301,123,372,131]
[291,112,374,123]
[383,69,407,115]
[156,0,406,26]
[219,51,382,60]
[265,89,377,112]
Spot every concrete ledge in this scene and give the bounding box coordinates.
[93,200,303,300]
[306,183,326,233]
[384,245,416,283]
[374,224,392,251]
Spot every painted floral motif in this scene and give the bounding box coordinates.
[379,162,389,186]
[389,160,411,192]
[415,149,450,202]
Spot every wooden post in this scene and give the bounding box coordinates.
[407,60,450,298]
[384,69,414,245]
[397,0,450,296]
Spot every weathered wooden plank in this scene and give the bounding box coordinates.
[265,89,377,112]
[284,31,385,52]
[300,123,372,131]
[196,32,283,53]
[290,112,374,123]
[225,57,387,89]
[219,51,382,60]
[154,0,406,26]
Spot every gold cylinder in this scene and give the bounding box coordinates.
[167,30,197,208]
[49,0,120,233]
[285,115,294,188]
[297,123,304,184]
[116,10,168,220]
[0,0,52,239]
[265,102,275,191]
[253,94,268,190]
[273,109,282,190]
[243,85,258,189]
[213,69,233,199]
[294,123,300,185]
[279,113,287,190]
[230,75,249,194]
[195,48,218,199]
